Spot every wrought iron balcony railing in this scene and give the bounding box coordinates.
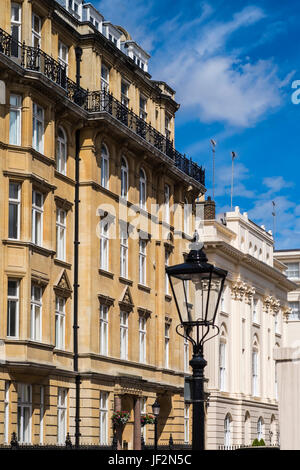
[0,27,205,186]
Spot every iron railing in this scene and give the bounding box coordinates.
[0,27,205,186]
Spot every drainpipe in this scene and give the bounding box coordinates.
[74,46,82,448]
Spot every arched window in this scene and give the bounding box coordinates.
[270,415,276,445]
[252,335,259,396]
[56,127,67,175]
[101,144,109,189]
[224,414,232,447]
[139,168,146,209]
[121,156,128,199]
[244,412,251,446]
[257,417,264,441]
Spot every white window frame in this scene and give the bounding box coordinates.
[121,80,130,108]
[32,103,44,153]
[165,323,170,368]
[32,190,43,246]
[252,350,259,397]
[58,41,68,71]
[183,198,190,235]
[184,334,189,372]
[139,95,147,120]
[9,181,21,239]
[100,304,108,356]
[57,388,67,445]
[11,3,21,57]
[165,114,171,140]
[55,296,65,350]
[30,284,42,342]
[120,229,128,278]
[252,298,258,323]
[17,384,32,444]
[9,94,22,146]
[101,64,109,92]
[4,381,10,444]
[289,301,300,320]
[165,250,170,295]
[7,279,19,338]
[224,414,231,447]
[257,417,263,441]
[120,156,128,199]
[100,391,108,445]
[40,386,44,445]
[141,397,147,440]
[120,311,128,360]
[164,184,170,225]
[56,127,67,175]
[56,208,66,261]
[184,405,189,443]
[219,342,226,391]
[286,262,300,279]
[139,168,146,209]
[139,239,147,285]
[100,221,109,271]
[139,316,146,363]
[32,13,41,48]
[101,144,109,189]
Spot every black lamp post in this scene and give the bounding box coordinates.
[166,239,227,450]
[152,399,160,451]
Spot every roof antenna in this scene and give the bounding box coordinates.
[210,139,216,200]
[230,151,237,211]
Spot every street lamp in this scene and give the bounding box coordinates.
[152,399,160,451]
[166,240,227,450]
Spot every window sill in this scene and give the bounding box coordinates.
[138,283,151,293]
[54,170,75,185]
[99,268,114,279]
[119,276,133,286]
[29,243,56,257]
[54,258,72,269]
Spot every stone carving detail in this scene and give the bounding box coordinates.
[231,280,253,301]
[263,296,281,314]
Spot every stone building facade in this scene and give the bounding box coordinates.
[199,203,293,449]
[0,0,205,448]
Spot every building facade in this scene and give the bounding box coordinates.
[273,249,300,449]
[199,202,293,449]
[0,0,206,448]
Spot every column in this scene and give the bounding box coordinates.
[133,397,141,450]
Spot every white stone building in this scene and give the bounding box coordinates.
[199,202,293,449]
[273,249,300,449]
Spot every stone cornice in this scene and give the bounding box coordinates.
[204,240,297,291]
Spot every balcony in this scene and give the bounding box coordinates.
[0,27,205,187]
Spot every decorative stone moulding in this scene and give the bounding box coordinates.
[263,295,281,314]
[231,280,254,302]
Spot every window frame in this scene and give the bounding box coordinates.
[30,284,42,342]
[9,94,22,146]
[32,12,42,48]
[55,296,66,350]
[32,190,43,246]
[7,278,19,338]
[9,181,21,239]
[164,323,170,368]
[120,228,128,279]
[120,156,128,200]
[17,383,32,444]
[120,311,128,360]
[139,316,146,363]
[32,102,44,153]
[100,304,108,356]
[57,388,67,445]
[139,168,146,210]
[100,391,108,445]
[56,208,66,261]
[101,144,109,189]
[100,220,109,271]
[56,127,67,175]
[139,239,147,286]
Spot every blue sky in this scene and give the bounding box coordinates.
[96,0,300,249]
